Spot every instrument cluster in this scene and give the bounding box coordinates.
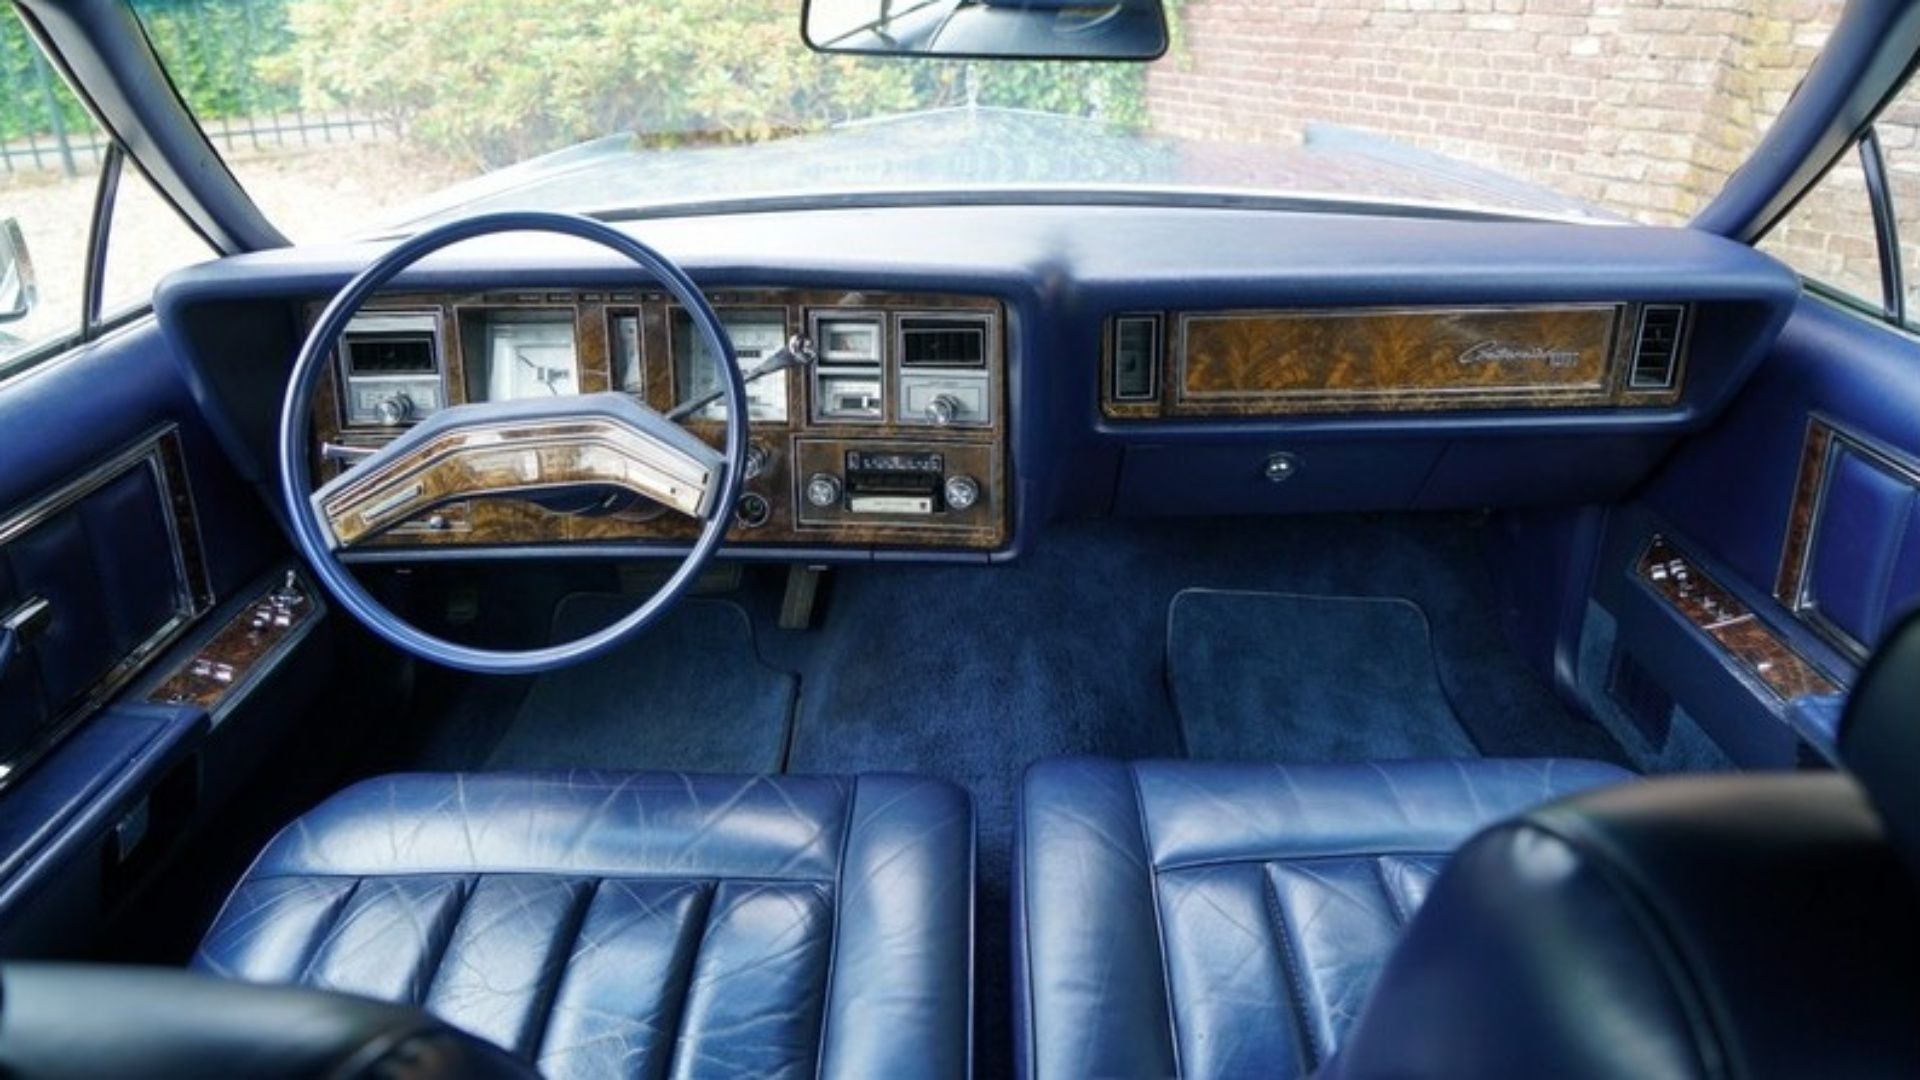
[315,288,1010,554]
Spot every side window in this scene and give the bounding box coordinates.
[1759,142,1885,311]
[100,162,220,318]
[0,6,215,373]
[1761,80,1920,327]
[0,8,102,367]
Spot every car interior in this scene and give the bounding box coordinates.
[0,0,1918,1076]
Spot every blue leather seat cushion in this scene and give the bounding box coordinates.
[195,771,973,1079]
[1014,757,1634,1079]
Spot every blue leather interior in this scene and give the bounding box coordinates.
[0,320,292,955]
[195,771,975,1079]
[1805,437,1920,651]
[1013,756,1632,1079]
[0,439,187,767]
[154,206,1798,561]
[1841,608,1920,876]
[1321,770,1920,1079]
[1648,298,1920,634]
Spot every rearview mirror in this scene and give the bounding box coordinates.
[0,219,36,325]
[804,0,1168,61]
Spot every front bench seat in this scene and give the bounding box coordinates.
[1013,757,1632,1078]
[195,771,974,1079]
[1018,611,1920,1079]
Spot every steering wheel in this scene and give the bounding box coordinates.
[278,212,746,675]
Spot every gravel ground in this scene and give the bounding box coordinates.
[1,139,467,360]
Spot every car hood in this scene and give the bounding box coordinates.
[383,107,1616,231]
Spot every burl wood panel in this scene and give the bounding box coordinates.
[149,577,316,710]
[1180,306,1617,412]
[311,289,1008,552]
[1774,417,1834,607]
[1103,304,1687,418]
[1639,536,1838,701]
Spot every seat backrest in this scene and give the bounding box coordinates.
[1325,610,1920,1079]
[0,963,537,1079]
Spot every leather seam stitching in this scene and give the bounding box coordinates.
[657,879,719,1080]
[1127,763,1183,1078]
[522,877,601,1062]
[1154,849,1455,874]
[813,775,859,1078]
[235,870,835,885]
[1371,857,1414,927]
[416,875,478,1007]
[290,876,364,985]
[1264,865,1326,1073]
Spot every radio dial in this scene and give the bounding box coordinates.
[943,474,981,511]
[374,392,414,426]
[805,473,843,508]
[924,394,962,427]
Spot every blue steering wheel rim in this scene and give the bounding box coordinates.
[277,211,748,675]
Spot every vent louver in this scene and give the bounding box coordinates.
[1630,304,1686,390]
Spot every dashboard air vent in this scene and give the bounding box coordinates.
[1629,304,1686,390]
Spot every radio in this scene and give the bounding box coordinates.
[339,311,445,427]
[798,442,987,526]
[844,450,946,514]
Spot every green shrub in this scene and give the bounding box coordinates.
[265,0,1152,169]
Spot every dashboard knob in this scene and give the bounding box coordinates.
[943,473,980,511]
[374,393,414,426]
[734,492,771,529]
[744,442,772,480]
[925,394,961,426]
[805,473,843,508]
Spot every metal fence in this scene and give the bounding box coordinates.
[2,100,394,181]
[1,0,393,180]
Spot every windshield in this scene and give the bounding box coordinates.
[123,0,1846,240]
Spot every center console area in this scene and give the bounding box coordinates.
[310,288,1011,557]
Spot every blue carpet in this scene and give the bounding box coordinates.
[387,514,1625,1078]
[484,596,797,774]
[1168,589,1480,761]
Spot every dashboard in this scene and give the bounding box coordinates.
[310,288,1010,553]
[153,204,1804,565]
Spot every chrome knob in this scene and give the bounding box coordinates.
[374,393,414,426]
[925,394,961,426]
[805,473,842,508]
[744,442,772,480]
[943,474,980,511]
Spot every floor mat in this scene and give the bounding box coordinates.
[1168,589,1480,761]
[484,595,797,773]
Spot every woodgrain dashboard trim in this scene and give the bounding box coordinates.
[1102,303,1688,418]
[311,289,1010,552]
[1641,534,1838,702]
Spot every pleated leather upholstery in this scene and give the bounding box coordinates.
[195,771,974,1079]
[1014,757,1633,1079]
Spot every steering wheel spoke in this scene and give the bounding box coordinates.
[314,394,726,548]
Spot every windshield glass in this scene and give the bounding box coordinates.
[123,0,1847,240]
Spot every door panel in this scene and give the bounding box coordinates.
[0,319,287,952]
[1578,296,1920,769]
[0,428,212,782]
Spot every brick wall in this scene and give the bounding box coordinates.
[1148,0,1844,226]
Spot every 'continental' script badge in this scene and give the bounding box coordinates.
[1457,341,1582,368]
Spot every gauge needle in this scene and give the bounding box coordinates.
[516,348,567,394]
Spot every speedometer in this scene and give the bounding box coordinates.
[479,310,579,400]
[674,309,789,422]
